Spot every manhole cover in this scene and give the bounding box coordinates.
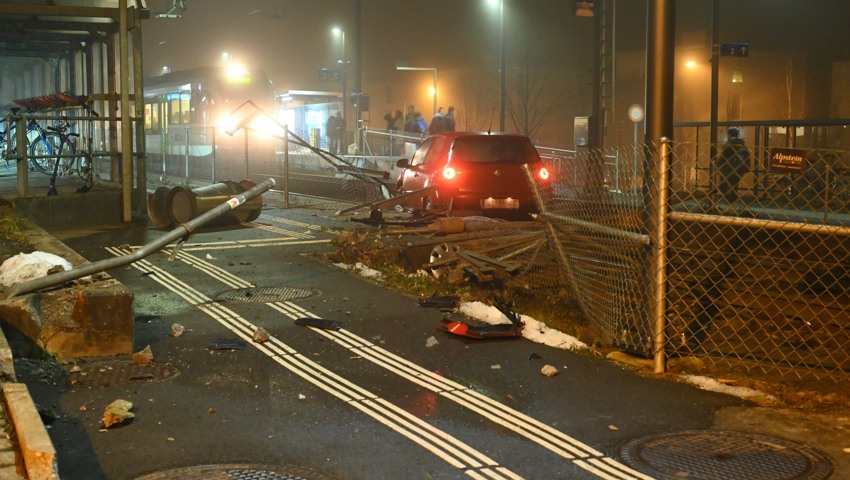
[134,464,339,480]
[215,286,318,303]
[617,430,833,480]
[65,360,179,387]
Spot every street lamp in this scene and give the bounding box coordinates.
[332,27,347,140]
[396,66,437,117]
[487,0,505,132]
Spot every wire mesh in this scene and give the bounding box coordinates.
[525,140,850,379]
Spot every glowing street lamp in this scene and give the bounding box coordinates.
[396,66,437,117]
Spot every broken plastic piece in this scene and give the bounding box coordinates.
[494,298,523,327]
[295,317,343,331]
[438,318,522,339]
[418,296,458,308]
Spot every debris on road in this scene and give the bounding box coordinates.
[418,296,457,308]
[208,338,249,350]
[425,336,439,348]
[294,317,343,331]
[253,327,270,343]
[439,298,525,339]
[101,399,134,429]
[132,345,153,365]
[171,323,185,337]
[541,365,559,377]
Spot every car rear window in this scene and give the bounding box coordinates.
[449,136,539,164]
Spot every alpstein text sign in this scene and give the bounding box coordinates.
[769,147,806,174]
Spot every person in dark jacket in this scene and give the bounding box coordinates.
[716,127,750,209]
[429,107,447,134]
[446,106,456,131]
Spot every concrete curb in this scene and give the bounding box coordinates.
[2,383,56,480]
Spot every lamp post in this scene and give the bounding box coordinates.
[333,27,347,143]
[487,0,505,132]
[396,66,437,117]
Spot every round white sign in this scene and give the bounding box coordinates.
[628,104,644,123]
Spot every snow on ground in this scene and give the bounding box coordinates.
[0,251,72,287]
[334,262,384,280]
[459,301,587,351]
[681,374,777,402]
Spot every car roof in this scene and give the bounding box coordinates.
[428,131,533,142]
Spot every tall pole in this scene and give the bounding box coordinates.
[432,69,438,117]
[354,0,362,153]
[710,0,719,161]
[340,29,347,146]
[498,0,506,132]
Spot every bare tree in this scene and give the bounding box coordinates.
[504,34,579,140]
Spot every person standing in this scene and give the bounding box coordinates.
[331,111,344,154]
[716,127,750,210]
[446,106,456,131]
[429,107,447,134]
[326,112,338,153]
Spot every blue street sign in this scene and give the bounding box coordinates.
[720,43,749,57]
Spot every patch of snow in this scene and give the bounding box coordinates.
[0,251,73,287]
[334,262,384,280]
[459,301,587,351]
[681,374,777,402]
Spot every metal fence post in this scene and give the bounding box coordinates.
[284,125,290,209]
[211,127,216,183]
[184,125,190,184]
[652,138,672,374]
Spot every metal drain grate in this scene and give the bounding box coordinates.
[215,286,318,303]
[617,430,833,480]
[134,464,339,480]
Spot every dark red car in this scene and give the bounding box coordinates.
[394,132,551,217]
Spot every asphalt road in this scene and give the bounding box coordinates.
[9,202,785,480]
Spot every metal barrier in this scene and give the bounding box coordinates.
[524,140,850,380]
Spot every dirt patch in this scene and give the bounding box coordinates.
[0,199,32,264]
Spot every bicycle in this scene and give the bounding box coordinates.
[28,117,82,178]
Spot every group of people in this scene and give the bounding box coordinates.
[384,105,456,135]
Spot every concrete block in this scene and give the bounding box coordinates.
[2,383,56,480]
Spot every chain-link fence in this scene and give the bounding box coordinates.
[524,140,850,380]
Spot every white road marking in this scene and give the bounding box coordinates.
[165,249,656,480]
[107,247,521,480]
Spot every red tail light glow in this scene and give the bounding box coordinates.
[537,166,551,181]
[442,166,457,180]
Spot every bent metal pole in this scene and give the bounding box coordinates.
[2,178,276,300]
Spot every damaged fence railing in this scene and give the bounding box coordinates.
[1,178,275,299]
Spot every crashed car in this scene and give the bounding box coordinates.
[394,132,551,218]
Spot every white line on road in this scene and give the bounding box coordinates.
[166,249,655,480]
[107,247,521,480]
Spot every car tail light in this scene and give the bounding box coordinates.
[537,166,551,181]
[442,166,457,180]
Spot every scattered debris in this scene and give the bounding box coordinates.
[425,336,439,348]
[132,345,154,365]
[253,327,270,343]
[418,296,458,308]
[208,408,216,414]
[491,364,502,370]
[205,253,216,260]
[439,298,525,339]
[608,425,619,431]
[101,399,134,429]
[529,353,542,360]
[208,338,249,350]
[171,323,185,337]
[541,365,559,377]
[294,318,343,331]
[298,394,306,400]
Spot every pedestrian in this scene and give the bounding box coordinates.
[414,112,428,134]
[716,127,750,210]
[330,111,344,154]
[429,107,447,134]
[446,106,456,131]
[405,105,415,124]
[392,110,404,131]
[326,112,338,153]
[383,112,394,131]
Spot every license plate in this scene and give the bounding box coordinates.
[481,198,520,209]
